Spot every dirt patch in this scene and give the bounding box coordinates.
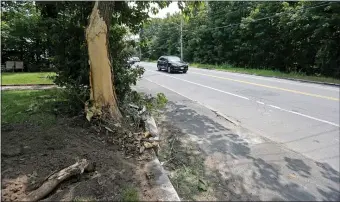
[1,117,157,201]
[157,121,218,201]
[157,120,256,201]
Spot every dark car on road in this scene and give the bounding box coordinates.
[127,57,141,68]
[127,57,140,65]
[157,56,188,73]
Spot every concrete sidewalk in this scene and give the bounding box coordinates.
[1,85,58,91]
[134,78,340,201]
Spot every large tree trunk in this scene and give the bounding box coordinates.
[85,1,122,120]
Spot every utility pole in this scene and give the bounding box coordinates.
[180,15,183,61]
[139,28,142,60]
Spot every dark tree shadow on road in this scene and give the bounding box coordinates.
[159,101,340,201]
[317,186,340,201]
[316,161,340,184]
[284,157,311,178]
[209,134,250,158]
[165,103,227,137]
[248,156,316,201]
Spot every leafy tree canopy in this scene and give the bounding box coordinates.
[141,1,340,78]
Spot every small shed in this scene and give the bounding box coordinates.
[4,61,24,71]
[15,61,24,71]
[5,61,15,71]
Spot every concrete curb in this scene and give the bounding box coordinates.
[191,66,340,87]
[143,115,181,201]
[144,150,181,201]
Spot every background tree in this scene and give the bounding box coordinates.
[142,1,340,78]
[2,1,173,117]
[1,2,50,71]
[36,1,169,117]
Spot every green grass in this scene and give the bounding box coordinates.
[1,89,63,126]
[72,196,96,202]
[122,187,139,202]
[191,63,340,84]
[1,72,56,85]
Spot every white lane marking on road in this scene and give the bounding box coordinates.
[143,78,240,125]
[144,78,196,102]
[268,105,339,127]
[191,67,340,92]
[256,101,265,105]
[149,70,250,100]
[191,71,339,101]
[145,68,340,128]
[143,62,339,92]
[268,105,282,110]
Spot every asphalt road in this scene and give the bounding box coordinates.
[138,62,340,172]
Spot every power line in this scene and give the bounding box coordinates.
[183,2,331,32]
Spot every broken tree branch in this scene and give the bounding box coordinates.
[22,159,93,202]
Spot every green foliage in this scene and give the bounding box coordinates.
[138,92,168,118]
[122,187,139,202]
[141,14,182,60]
[142,1,340,78]
[37,1,167,112]
[123,91,168,116]
[109,22,145,102]
[144,92,168,112]
[2,1,170,115]
[1,2,51,71]
[58,84,90,115]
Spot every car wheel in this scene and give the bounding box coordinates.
[167,65,172,73]
[157,65,161,71]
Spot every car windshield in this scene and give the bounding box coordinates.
[167,56,181,62]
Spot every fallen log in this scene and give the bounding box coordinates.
[22,159,93,202]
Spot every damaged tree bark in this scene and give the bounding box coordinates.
[86,1,122,120]
[22,159,93,202]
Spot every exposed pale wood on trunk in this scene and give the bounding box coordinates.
[86,1,122,120]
